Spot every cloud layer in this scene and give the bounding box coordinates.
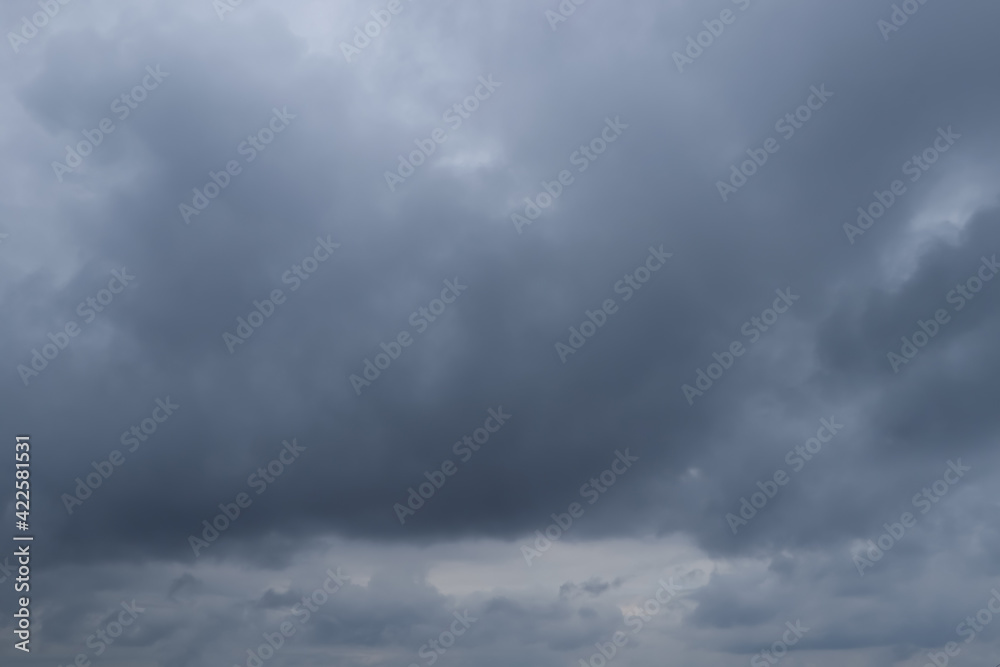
[2,0,1000,665]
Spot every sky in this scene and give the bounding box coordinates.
[1,0,1000,666]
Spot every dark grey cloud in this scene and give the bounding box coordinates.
[1,0,1000,665]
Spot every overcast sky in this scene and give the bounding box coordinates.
[2,0,1000,666]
